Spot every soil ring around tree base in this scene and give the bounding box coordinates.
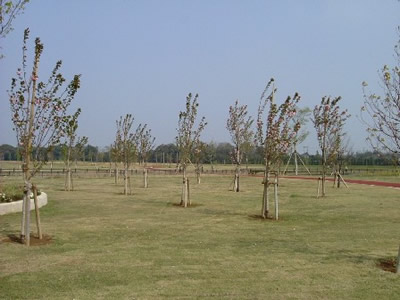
[377,258,397,273]
[1,234,52,246]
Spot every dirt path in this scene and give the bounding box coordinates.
[281,176,400,189]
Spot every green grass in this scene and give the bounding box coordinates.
[0,173,399,299]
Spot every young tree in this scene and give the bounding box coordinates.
[0,0,29,57]
[361,27,400,159]
[312,96,350,197]
[361,27,400,273]
[135,124,155,188]
[111,141,121,184]
[115,114,137,195]
[226,100,254,192]
[332,136,351,188]
[176,93,207,207]
[192,139,206,184]
[62,109,87,191]
[9,28,81,245]
[256,78,300,219]
[283,107,311,175]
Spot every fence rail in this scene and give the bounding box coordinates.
[0,166,398,177]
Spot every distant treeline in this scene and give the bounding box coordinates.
[0,143,397,166]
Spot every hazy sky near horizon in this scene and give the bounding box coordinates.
[0,0,399,153]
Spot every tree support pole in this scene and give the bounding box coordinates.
[33,185,42,239]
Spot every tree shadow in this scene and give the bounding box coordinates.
[2,233,52,246]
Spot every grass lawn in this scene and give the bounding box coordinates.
[0,173,399,299]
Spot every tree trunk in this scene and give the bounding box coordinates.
[294,151,298,176]
[196,167,201,184]
[234,164,240,192]
[321,171,326,197]
[23,181,32,246]
[261,169,270,219]
[124,166,128,195]
[181,166,189,207]
[33,185,42,239]
[143,168,148,188]
[114,162,119,184]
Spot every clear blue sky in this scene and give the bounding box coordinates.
[0,0,399,153]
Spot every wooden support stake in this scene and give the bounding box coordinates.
[274,176,279,220]
[33,185,42,239]
[338,173,349,188]
[396,244,400,274]
[317,177,321,198]
[187,178,191,206]
[24,190,31,246]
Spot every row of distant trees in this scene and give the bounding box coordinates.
[0,143,397,167]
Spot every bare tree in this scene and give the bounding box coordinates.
[115,114,138,195]
[9,28,81,245]
[226,100,253,192]
[176,93,207,207]
[135,124,155,188]
[312,96,350,197]
[256,78,300,219]
[361,27,400,160]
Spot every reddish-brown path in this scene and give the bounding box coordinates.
[281,175,400,189]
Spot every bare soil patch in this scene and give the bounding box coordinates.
[377,258,397,273]
[248,214,279,221]
[2,234,52,246]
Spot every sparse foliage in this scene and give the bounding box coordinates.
[256,78,300,219]
[115,114,138,195]
[8,28,81,245]
[135,124,155,188]
[0,0,29,57]
[176,93,207,207]
[361,27,400,160]
[226,100,254,192]
[312,96,350,197]
[62,109,87,191]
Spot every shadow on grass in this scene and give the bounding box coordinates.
[2,233,53,246]
[377,258,397,273]
[247,214,281,221]
[168,202,204,208]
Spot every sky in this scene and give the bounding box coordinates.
[0,0,399,153]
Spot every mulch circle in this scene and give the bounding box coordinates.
[377,258,397,273]
[248,214,279,221]
[2,234,52,246]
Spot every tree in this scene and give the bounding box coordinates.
[361,28,400,269]
[135,124,155,188]
[0,0,29,57]
[361,27,400,159]
[283,107,311,175]
[9,28,81,245]
[115,114,138,196]
[226,100,254,192]
[256,78,300,219]
[332,136,351,188]
[176,93,207,207]
[62,109,87,191]
[111,139,122,184]
[192,139,206,184]
[312,96,350,197]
